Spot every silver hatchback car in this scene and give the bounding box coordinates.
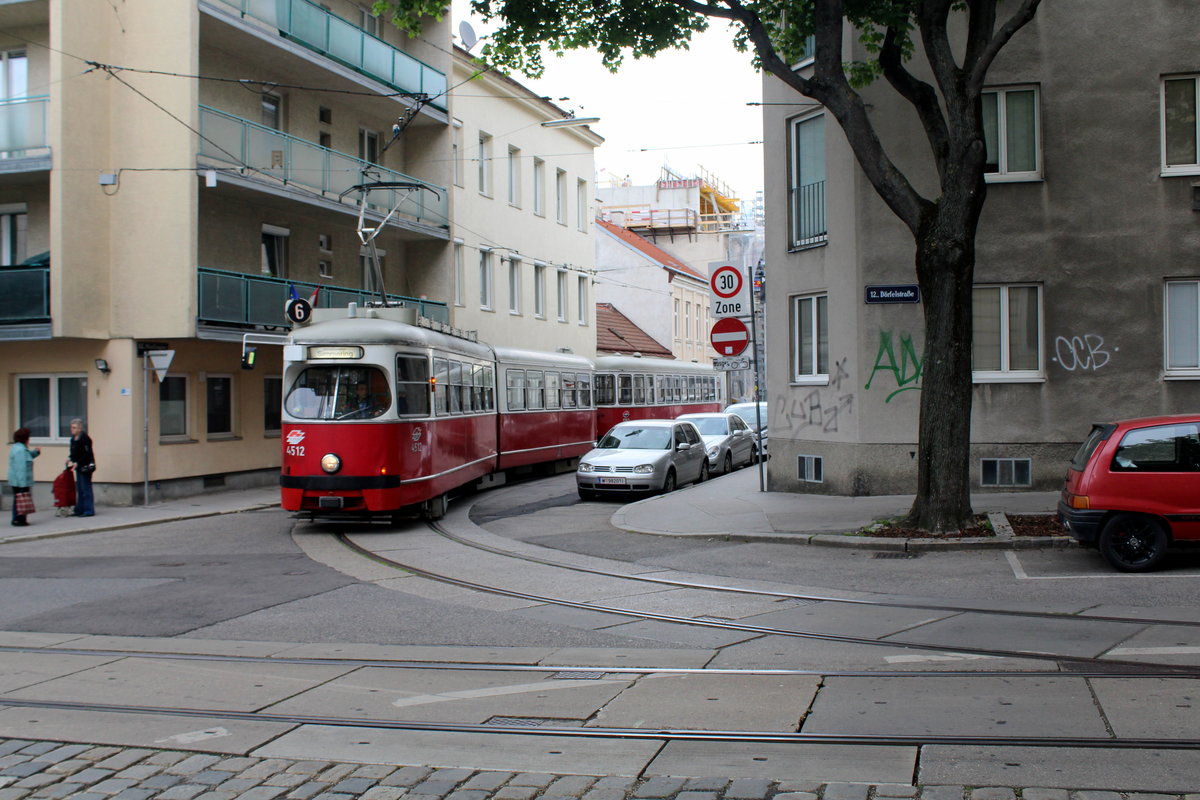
[577,419,709,500]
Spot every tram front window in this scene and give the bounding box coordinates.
[286,366,391,420]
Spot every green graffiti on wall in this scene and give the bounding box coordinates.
[865,331,922,402]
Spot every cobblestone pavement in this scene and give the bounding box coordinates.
[0,739,1195,800]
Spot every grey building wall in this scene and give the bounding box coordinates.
[762,2,1200,496]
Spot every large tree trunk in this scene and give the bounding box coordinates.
[905,216,977,531]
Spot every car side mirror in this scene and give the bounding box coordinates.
[676,442,689,451]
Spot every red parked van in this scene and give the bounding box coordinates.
[1058,415,1200,571]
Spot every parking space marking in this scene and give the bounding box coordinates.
[1005,551,1200,580]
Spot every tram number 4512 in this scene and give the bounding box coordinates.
[285,445,306,456]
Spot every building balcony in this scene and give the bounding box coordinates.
[198,266,449,335]
[0,96,50,171]
[198,105,448,234]
[209,0,446,111]
[0,265,49,340]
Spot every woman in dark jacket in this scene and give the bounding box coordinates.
[67,418,95,517]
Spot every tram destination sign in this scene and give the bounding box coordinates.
[865,284,921,304]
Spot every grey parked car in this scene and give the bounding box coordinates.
[678,412,756,474]
[577,419,709,500]
[725,401,768,461]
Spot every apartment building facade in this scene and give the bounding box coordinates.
[762,3,1200,495]
[449,46,601,358]
[0,0,454,503]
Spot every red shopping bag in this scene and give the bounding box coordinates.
[14,492,35,516]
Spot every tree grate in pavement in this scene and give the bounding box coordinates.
[552,670,606,680]
[484,716,560,727]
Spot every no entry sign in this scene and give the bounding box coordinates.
[710,317,750,357]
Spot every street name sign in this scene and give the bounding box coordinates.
[865,284,921,304]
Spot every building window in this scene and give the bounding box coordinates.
[318,233,332,279]
[788,113,826,247]
[480,249,494,309]
[478,132,493,196]
[358,5,380,36]
[982,86,1040,180]
[0,204,26,266]
[674,298,680,340]
[508,146,521,206]
[261,94,282,130]
[360,248,384,294]
[159,375,188,438]
[206,375,233,436]
[264,376,282,435]
[453,241,464,306]
[576,179,588,232]
[1163,76,1199,174]
[790,293,828,382]
[319,131,331,149]
[577,275,588,324]
[534,262,546,317]
[261,225,289,277]
[451,121,464,187]
[0,50,27,100]
[972,284,1042,380]
[1166,280,1200,373]
[508,257,521,314]
[555,168,567,224]
[533,158,545,216]
[359,128,379,165]
[17,375,86,441]
[556,269,568,321]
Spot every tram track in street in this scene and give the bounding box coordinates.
[331,527,1200,673]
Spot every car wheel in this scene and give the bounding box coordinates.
[697,460,709,484]
[722,452,733,475]
[1098,513,1170,572]
[661,469,677,494]
[751,446,760,464]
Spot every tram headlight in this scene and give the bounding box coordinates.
[321,453,342,474]
[633,464,654,474]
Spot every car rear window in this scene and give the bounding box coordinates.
[1111,422,1200,472]
[1069,424,1114,471]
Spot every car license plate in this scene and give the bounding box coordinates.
[598,476,627,485]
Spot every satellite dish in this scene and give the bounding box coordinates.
[459,21,478,51]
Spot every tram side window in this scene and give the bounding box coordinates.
[477,364,496,411]
[595,374,615,406]
[395,355,430,416]
[507,369,526,411]
[656,376,666,405]
[577,373,592,407]
[618,375,632,405]
[646,375,654,404]
[688,376,697,402]
[527,370,544,410]
[285,366,390,420]
[545,372,560,409]
[562,373,577,408]
[433,358,449,415]
[633,375,646,405]
[448,361,464,413]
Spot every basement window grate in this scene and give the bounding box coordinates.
[980,457,1031,487]
[797,455,823,483]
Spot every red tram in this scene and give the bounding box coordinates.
[279,306,721,519]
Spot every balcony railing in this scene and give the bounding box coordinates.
[0,96,49,158]
[214,0,447,110]
[0,267,49,322]
[199,105,448,230]
[789,180,827,248]
[198,267,450,328]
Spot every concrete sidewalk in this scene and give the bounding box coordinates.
[613,464,1064,544]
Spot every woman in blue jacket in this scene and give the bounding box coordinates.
[8,427,40,526]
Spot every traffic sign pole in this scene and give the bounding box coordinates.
[749,263,765,492]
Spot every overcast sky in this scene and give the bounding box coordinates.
[451,3,766,208]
